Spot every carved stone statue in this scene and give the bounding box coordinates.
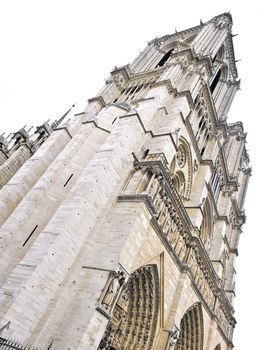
[101,271,126,311]
[167,325,180,349]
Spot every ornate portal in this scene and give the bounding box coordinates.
[98,265,159,350]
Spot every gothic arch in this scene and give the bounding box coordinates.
[154,39,191,68]
[98,264,160,350]
[156,48,174,67]
[175,303,204,350]
[173,171,186,196]
[200,195,213,249]
[214,44,225,62]
[170,137,193,199]
[210,63,229,97]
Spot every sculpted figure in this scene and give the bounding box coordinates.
[167,325,180,350]
[147,174,159,197]
[102,271,126,310]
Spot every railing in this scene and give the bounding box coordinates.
[0,337,39,350]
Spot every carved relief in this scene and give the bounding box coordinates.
[111,65,163,97]
[177,144,187,168]
[239,151,251,175]
[169,137,193,199]
[175,303,204,350]
[167,324,180,350]
[98,265,159,350]
[227,122,245,140]
[100,271,126,313]
[213,15,232,30]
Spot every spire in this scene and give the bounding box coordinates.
[51,104,76,129]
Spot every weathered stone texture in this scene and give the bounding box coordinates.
[0,13,250,350]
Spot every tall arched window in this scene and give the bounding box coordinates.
[210,68,222,94]
[200,197,213,249]
[155,49,174,67]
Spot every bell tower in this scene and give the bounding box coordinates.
[0,13,250,350]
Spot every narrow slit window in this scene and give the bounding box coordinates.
[23,225,38,246]
[64,174,73,187]
[210,69,221,94]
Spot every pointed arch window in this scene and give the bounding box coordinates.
[210,68,222,94]
[200,197,213,250]
[155,49,174,67]
[173,171,186,196]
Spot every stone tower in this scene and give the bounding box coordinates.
[0,13,251,350]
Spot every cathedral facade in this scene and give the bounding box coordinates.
[0,13,250,350]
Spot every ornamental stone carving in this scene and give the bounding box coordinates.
[213,14,232,30]
[98,265,159,350]
[176,144,187,168]
[167,324,180,349]
[98,269,128,317]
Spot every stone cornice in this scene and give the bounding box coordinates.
[88,96,106,108]
[148,24,203,46]
[53,126,73,139]
[118,111,179,151]
[153,79,195,109]
[110,65,166,90]
[82,120,111,134]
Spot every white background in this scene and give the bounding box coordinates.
[0,1,261,348]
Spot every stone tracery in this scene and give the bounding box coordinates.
[169,137,193,199]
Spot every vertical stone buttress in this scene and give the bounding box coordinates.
[0,13,250,350]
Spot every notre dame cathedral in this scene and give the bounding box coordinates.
[0,13,251,350]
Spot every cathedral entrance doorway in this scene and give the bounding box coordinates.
[98,265,160,350]
[175,303,203,350]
